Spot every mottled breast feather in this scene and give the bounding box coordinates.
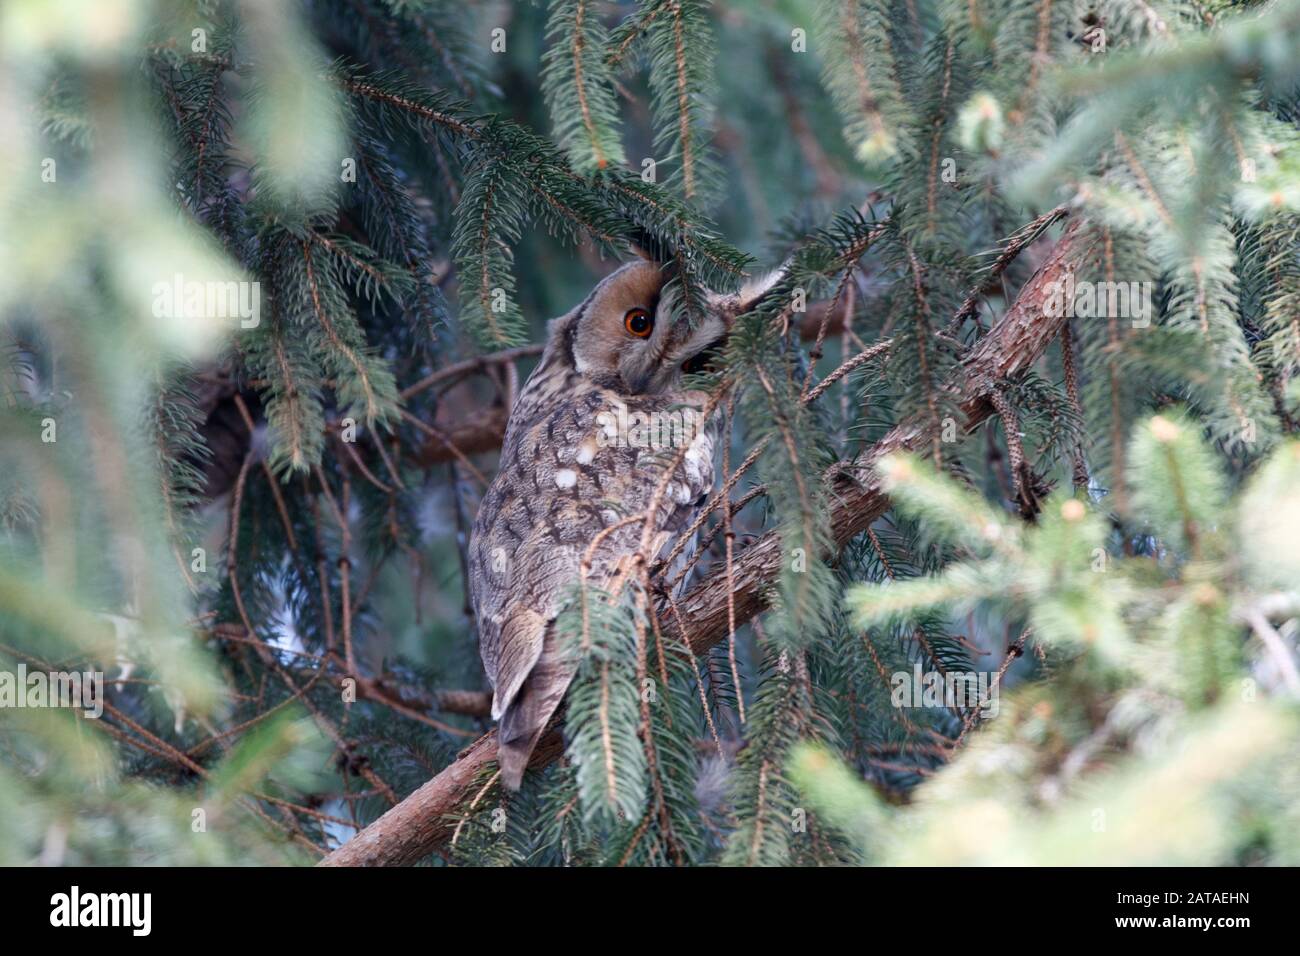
[468,307,716,789]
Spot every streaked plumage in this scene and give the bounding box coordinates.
[468,259,741,789]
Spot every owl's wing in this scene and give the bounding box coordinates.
[494,616,570,788]
[470,385,716,789]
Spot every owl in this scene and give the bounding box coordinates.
[469,259,759,789]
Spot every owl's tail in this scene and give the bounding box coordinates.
[496,631,573,790]
[496,723,544,791]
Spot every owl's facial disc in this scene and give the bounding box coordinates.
[569,259,736,396]
[620,297,730,395]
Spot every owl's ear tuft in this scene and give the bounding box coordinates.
[711,261,788,323]
[736,266,786,310]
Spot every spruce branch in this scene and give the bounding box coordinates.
[542,0,627,173]
[319,215,1093,867]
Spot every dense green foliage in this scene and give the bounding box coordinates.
[0,0,1298,866]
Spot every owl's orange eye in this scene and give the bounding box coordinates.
[624,308,653,338]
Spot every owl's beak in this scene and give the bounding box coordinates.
[623,366,654,393]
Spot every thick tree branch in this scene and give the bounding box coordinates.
[320,216,1093,867]
[412,407,510,466]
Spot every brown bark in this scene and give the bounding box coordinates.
[413,407,510,466]
[320,217,1093,867]
[433,689,493,717]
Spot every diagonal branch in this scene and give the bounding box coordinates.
[319,215,1093,867]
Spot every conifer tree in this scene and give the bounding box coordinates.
[0,0,1297,867]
